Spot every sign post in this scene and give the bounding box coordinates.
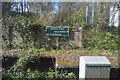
[46,27,69,36]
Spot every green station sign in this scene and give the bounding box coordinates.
[46,27,69,36]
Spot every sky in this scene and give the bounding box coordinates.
[53,2,59,13]
[51,0,60,13]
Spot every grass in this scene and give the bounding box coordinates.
[3,48,118,57]
[2,48,119,68]
[44,49,118,54]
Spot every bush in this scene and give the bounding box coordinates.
[2,56,77,79]
[95,32,120,50]
[2,68,77,79]
[83,27,120,51]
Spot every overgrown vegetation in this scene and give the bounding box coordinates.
[2,56,77,79]
[1,2,120,79]
[2,2,120,52]
[2,14,119,52]
[2,68,77,79]
[83,26,120,50]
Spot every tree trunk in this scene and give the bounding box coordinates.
[8,26,13,50]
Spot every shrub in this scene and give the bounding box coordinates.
[95,32,120,50]
[83,27,120,51]
[2,68,77,79]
